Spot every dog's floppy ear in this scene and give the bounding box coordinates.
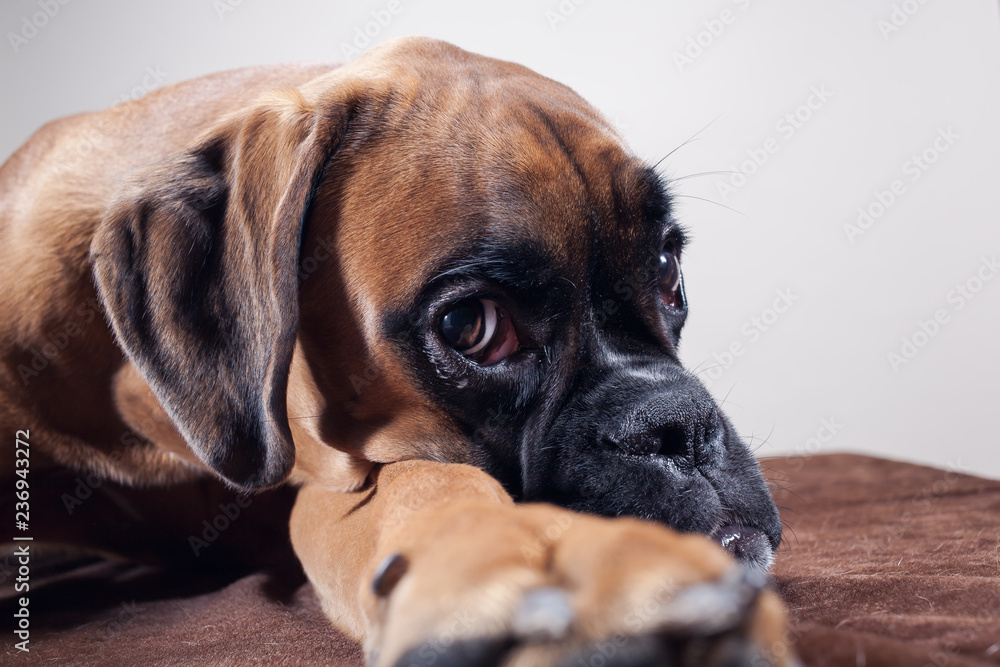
[91,87,355,490]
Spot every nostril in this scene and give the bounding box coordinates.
[657,424,691,459]
[600,394,722,463]
[604,424,694,459]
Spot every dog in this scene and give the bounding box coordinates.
[1,37,792,666]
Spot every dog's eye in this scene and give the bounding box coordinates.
[440,298,519,366]
[658,246,685,310]
[442,299,496,353]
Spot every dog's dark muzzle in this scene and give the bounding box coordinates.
[524,356,782,572]
[599,374,725,465]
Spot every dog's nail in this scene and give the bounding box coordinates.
[372,552,409,598]
[511,587,574,642]
[652,567,764,635]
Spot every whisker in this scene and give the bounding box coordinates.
[778,518,800,546]
[766,480,808,505]
[671,193,747,218]
[718,383,737,409]
[745,425,776,456]
[690,362,728,376]
[688,358,713,374]
[652,115,722,170]
[758,423,776,448]
[757,464,793,482]
[669,169,740,182]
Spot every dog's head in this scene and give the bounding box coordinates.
[92,37,780,569]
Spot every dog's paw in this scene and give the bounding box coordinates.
[364,503,795,667]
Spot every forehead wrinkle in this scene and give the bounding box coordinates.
[337,67,638,316]
[527,107,620,310]
[600,163,679,255]
[479,101,619,286]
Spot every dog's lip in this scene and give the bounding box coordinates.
[711,524,775,573]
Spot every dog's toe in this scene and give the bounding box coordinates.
[392,637,514,667]
[511,587,575,642]
[650,566,766,636]
[367,506,794,667]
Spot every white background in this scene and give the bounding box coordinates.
[2,0,998,478]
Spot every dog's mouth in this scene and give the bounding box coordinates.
[596,451,780,573]
[536,442,782,574]
[712,524,775,573]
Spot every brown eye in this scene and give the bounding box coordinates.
[440,298,520,366]
[441,299,496,354]
[658,246,685,309]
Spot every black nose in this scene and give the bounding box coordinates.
[601,392,722,463]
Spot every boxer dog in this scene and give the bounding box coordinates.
[0,37,792,666]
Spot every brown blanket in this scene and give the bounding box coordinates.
[3,454,998,666]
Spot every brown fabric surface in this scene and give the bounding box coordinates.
[2,454,998,666]
[767,454,1000,666]
[1,559,362,666]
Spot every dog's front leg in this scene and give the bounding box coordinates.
[290,459,514,643]
[291,459,794,667]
